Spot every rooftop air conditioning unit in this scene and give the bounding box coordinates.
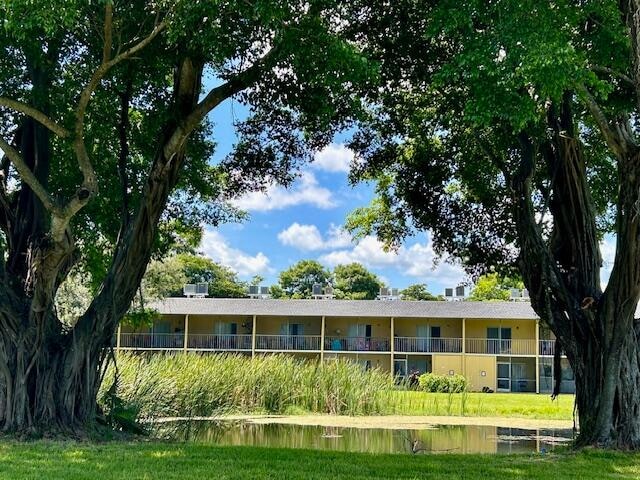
[379,287,390,297]
[195,282,208,297]
[260,286,270,296]
[312,283,323,296]
[522,289,530,299]
[510,288,522,300]
[183,284,197,297]
[324,285,334,295]
[248,285,259,296]
[455,286,465,298]
[444,288,454,298]
[391,288,399,297]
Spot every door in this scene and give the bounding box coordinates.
[500,328,512,353]
[416,325,429,352]
[497,361,511,392]
[153,320,171,348]
[511,363,528,392]
[348,324,371,350]
[430,326,442,352]
[394,359,407,379]
[487,327,499,354]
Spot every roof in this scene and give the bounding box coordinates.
[150,297,539,320]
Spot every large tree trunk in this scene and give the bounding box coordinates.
[567,318,640,447]
[512,93,640,448]
[0,56,204,434]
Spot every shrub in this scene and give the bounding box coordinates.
[418,373,468,393]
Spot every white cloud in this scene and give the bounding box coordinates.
[232,171,336,212]
[200,229,272,277]
[312,143,354,173]
[277,223,352,251]
[319,235,465,288]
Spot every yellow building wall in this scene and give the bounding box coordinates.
[256,316,323,335]
[464,355,497,392]
[432,354,463,376]
[188,314,253,335]
[326,353,391,372]
[324,316,391,339]
[120,314,184,334]
[464,318,536,339]
[394,318,462,338]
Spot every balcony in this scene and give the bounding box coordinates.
[324,336,390,352]
[394,337,462,353]
[255,335,322,351]
[120,333,184,350]
[466,338,536,355]
[188,334,252,351]
[539,339,556,356]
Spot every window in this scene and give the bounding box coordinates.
[215,323,237,335]
[280,323,304,335]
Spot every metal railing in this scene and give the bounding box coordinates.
[394,337,462,353]
[119,333,184,349]
[324,336,390,352]
[255,335,322,351]
[466,338,536,355]
[539,340,555,356]
[188,334,252,351]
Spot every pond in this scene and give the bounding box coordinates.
[159,420,573,455]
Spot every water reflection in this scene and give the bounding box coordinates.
[158,421,573,454]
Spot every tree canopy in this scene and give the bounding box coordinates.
[400,283,442,301]
[278,260,332,298]
[333,262,382,299]
[468,274,524,302]
[347,0,640,447]
[0,0,375,432]
[143,254,247,300]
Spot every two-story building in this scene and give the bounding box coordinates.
[116,298,574,394]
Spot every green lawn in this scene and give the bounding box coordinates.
[0,442,637,479]
[385,391,574,420]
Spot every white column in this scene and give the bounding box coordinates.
[461,318,466,376]
[390,317,395,368]
[535,319,540,394]
[320,315,326,362]
[251,314,257,358]
[116,323,122,352]
[183,314,189,352]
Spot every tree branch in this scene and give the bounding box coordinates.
[164,42,285,160]
[591,65,635,86]
[576,84,632,158]
[0,97,70,138]
[102,2,113,64]
[72,15,167,200]
[0,137,57,213]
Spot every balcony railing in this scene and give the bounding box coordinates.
[255,335,322,351]
[188,334,252,351]
[120,333,184,349]
[394,337,462,353]
[324,336,390,352]
[539,340,555,356]
[466,338,536,355]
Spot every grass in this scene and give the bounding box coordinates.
[103,353,575,422]
[0,442,637,479]
[387,391,575,420]
[103,353,395,419]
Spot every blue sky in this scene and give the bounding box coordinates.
[197,96,467,294]
[198,93,618,294]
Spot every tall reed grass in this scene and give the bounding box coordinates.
[100,353,396,420]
